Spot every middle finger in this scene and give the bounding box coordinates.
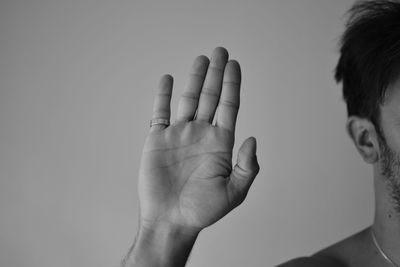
[195,47,229,123]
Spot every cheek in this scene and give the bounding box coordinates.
[382,124,400,152]
[379,133,400,170]
[379,109,400,151]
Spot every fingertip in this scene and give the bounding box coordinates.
[159,74,173,87]
[158,74,174,96]
[212,46,229,61]
[250,136,257,147]
[192,55,210,73]
[247,136,257,155]
[243,137,260,175]
[161,74,173,82]
[227,59,240,68]
[214,46,228,53]
[196,55,210,64]
[225,60,241,79]
[239,137,257,160]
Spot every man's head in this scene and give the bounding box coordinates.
[336,0,400,213]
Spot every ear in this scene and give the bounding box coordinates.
[346,116,380,164]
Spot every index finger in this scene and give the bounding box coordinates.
[215,60,241,132]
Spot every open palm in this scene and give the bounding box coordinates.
[138,48,259,230]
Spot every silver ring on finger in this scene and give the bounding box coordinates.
[150,118,170,128]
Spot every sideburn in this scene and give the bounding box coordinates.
[378,131,400,214]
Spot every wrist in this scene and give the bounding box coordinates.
[124,220,201,267]
[139,219,202,238]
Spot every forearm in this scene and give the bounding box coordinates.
[122,221,201,267]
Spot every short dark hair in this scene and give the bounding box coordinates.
[335,0,400,137]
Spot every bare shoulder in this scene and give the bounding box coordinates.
[276,256,347,267]
[276,227,374,267]
[311,227,374,267]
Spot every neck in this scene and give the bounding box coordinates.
[373,168,400,266]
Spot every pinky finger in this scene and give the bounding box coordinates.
[150,74,173,132]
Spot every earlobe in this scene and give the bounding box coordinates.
[346,116,379,164]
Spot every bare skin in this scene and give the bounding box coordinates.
[123,47,400,267]
[284,78,400,266]
[122,47,259,267]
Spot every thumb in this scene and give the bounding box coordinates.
[227,137,260,206]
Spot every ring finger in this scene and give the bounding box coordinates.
[150,74,173,132]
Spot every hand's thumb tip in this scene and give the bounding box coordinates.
[247,136,257,151]
[248,136,256,143]
[241,136,257,156]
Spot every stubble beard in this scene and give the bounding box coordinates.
[379,134,400,215]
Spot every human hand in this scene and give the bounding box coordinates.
[138,47,260,232]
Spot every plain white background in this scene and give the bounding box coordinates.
[0,0,373,266]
